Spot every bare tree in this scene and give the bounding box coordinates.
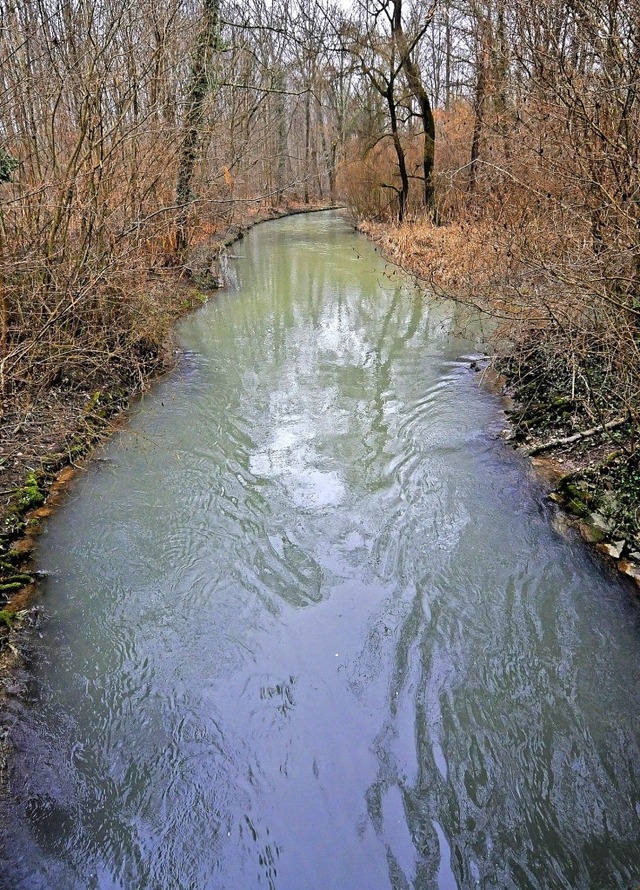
[391,0,438,213]
[176,0,221,250]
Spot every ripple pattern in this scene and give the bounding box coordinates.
[2,213,640,890]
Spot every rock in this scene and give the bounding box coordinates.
[588,512,614,533]
[596,540,625,559]
[618,560,640,586]
[579,524,607,544]
[566,498,589,518]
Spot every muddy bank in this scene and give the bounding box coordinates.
[497,357,640,587]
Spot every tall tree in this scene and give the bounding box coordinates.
[391,0,438,213]
[346,2,411,220]
[176,0,221,250]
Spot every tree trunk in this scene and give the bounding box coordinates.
[274,67,287,206]
[304,88,311,204]
[176,0,220,252]
[469,37,488,194]
[386,85,409,221]
[445,6,452,109]
[392,0,437,215]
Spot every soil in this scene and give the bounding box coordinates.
[507,416,640,583]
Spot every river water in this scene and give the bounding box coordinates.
[1,212,640,889]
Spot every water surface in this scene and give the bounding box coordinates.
[2,212,640,889]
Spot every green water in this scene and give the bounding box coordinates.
[1,212,639,889]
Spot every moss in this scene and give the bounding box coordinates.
[3,572,32,584]
[579,523,607,543]
[15,471,45,511]
[0,609,17,628]
[41,453,66,471]
[83,390,102,414]
[0,581,24,594]
[566,498,590,518]
[70,439,88,458]
[563,482,588,501]
[554,476,593,518]
[1,471,46,539]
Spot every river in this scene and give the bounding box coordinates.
[1,211,639,889]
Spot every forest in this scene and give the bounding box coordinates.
[1,0,639,569]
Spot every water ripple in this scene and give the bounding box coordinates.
[2,213,640,890]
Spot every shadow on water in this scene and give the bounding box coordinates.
[1,212,640,889]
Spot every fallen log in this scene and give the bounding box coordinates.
[526,417,627,456]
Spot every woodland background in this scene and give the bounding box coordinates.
[0,0,639,475]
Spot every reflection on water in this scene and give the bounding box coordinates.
[1,213,640,890]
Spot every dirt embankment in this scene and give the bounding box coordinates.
[360,217,640,590]
[497,364,640,587]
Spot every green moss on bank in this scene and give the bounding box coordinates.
[0,609,17,629]
[0,387,132,616]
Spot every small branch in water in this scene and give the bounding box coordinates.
[526,417,627,456]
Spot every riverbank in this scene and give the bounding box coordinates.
[0,202,341,655]
[360,217,640,589]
